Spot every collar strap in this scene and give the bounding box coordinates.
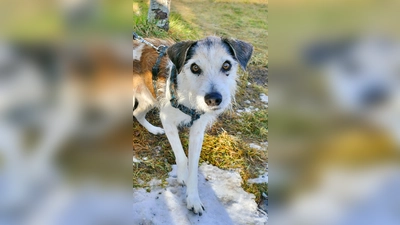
[169,65,204,127]
[151,45,168,98]
[152,45,168,81]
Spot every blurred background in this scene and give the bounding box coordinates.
[0,0,132,224]
[270,0,400,224]
[2,0,400,224]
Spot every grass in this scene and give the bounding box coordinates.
[133,0,268,203]
[171,0,268,67]
[213,110,269,142]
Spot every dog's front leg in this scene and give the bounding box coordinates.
[161,118,188,185]
[186,121,207,215]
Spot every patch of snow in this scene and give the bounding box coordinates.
[244,100,251,104]
[250,143,268,151]
[237,106,261,114]
[133,163,267,225]
[148,179,162,188]
[244,107,252,113]
[275,165,400,225]
[133,157,141,163]
[260,94,268,104]
[14,183,134,225]
[249,143,262,150]
[247,82,251,86]
[248,172,269,184]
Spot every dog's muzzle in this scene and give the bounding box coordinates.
[204,92,222,107]
[361,85,388,107]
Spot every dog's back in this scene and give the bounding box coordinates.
[133,38,174,135]
[133,38,174,98]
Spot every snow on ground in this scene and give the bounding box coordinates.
[248,172,269,184]
[249,143,264,151]
[249,143,262,150]
[249,143,268,152]
[275,165,400,225]
[237,106,260,114]
[259,94,268,104]
[0,180,133,225]
[133,157,141,163]
[133,163,268,225]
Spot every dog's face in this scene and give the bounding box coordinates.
[325,38,400,115]
[308,37,400,114]
[167,36,253,113]
[307,36,400,142]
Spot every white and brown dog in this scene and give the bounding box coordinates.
[133,36,253,215]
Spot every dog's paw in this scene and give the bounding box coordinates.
[148,127,165,135]
[186,195,205,215]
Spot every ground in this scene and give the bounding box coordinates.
[133,0,268,223]
[133,164,267,224]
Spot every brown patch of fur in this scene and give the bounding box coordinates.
[69,44,132,109]
[133,38,174,99]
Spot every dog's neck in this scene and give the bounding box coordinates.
[168,65,204,127]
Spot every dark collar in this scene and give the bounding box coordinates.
[169,65,204,127]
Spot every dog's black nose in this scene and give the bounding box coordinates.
[204,92,222,106]
[361,85,388,107]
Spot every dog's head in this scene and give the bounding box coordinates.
[306,36,400,142]
[307,37,400,114]
[167,36,253,113]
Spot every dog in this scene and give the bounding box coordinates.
[306,36,400,146]
[0,42,131,213]
[133,36,253,214]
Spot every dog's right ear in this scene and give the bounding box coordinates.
[167,41,197,73]
[303,39,354,66]
[222,38,253,71]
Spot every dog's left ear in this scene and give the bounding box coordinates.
[223,38,253,71]
[167,41,197,73]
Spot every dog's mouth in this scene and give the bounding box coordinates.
[197,104,223,113]
[209,106,221,111]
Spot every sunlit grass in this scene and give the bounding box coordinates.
[133,0,200,40]
[171,0,268,67]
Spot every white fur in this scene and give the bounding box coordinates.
[132,44,144,61]
[133,85,165,135]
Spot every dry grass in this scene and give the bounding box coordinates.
[133,111,268,201]
[133,0,268,203]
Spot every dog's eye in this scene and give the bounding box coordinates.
[222,61,231,71]
[190,63,201,74]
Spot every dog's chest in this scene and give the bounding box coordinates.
[161,105,215,128]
